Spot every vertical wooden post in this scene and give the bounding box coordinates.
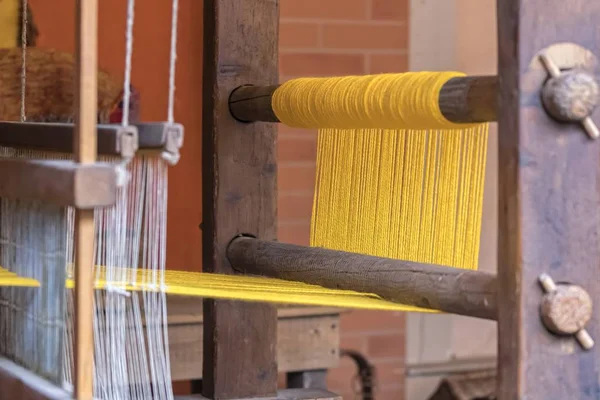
[73,0,98,398]
[497,1,600,399]
[201,0,279,399]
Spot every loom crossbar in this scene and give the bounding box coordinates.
[229,75,498,124]
[0,122,184,160]
[227,237,498,320]
[0,122,138,158]
[0,158,117,208]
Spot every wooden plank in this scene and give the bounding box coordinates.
[0,122,183,160]
[228,76,498,124]
[0,358,71,400]
[496,2,600,399]
[73,0,98,398]
[167,308,339,382]
[0,159,117,208]
[201,0,279,398]
[227,237,498,320]
[0,122,138,157]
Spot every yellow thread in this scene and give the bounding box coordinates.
[273,72,489,313]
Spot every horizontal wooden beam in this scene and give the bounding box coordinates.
[227,237,498,320]
[0,122,184,162]
[229,75,498,124]
[0,357,71,400]
[0,159,117,208]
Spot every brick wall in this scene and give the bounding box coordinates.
[277,1,409,399]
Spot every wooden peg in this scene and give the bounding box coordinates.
[538,273,595,350]
[539,53,600,139]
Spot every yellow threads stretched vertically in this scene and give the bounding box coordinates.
[273,72,489,282]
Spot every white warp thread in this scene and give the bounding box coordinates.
[20,0,28,122]
[167,0,179,123]
[122,0,136,127]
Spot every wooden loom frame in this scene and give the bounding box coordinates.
[0,0,598,399]
[201,1,600,400]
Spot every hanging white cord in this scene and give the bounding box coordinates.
[122,0,136,127]
[20,0,28,122]
[167,0,179,123]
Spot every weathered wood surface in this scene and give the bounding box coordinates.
[229,76,498,124]
[161,297,341,381]
[0,122,138,157]
[227,237,498,320]
[202,0,279,398]
[0,159,117,208]
[497,1,600,399]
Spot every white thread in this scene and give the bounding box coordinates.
[20,0,28,122]
[167,0,179,123]
[122,0,136,127]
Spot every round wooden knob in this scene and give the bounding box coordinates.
[541,70,599,122]
[540,284,592,335]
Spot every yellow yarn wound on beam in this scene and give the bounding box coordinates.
[272,72,489,308]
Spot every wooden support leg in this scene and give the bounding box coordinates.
[497,1,600,399]
[202,0,279,398]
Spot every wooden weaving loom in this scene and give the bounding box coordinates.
[0,0,600,400]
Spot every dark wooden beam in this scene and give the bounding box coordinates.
[0,122,183,161]
[227,237,497,320]
[0,159,116,208]
[201,0,279,398]
[229,76,498,124]
[497,1,600,399]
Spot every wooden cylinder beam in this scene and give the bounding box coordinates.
[229,75,498,124]
[227,237,498,320]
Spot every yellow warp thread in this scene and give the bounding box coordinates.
[49,267,431,312]
[272,72,489,311]
[0,266,41,287]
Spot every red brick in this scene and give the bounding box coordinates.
[341,309,405,333]
[281,0,368,20]
[322,23,407,50]
[327,364,358,396]
[278,164,316,192]
[372,360,405,385]
[339,334,367,353]
[367,333,405,358]
[278,136,317,162]
[278,193,314,221]
[279,23,320,48]
[280,53,365,76]
[371,0,409,21]
[277,223,311,246]
[369,53,409,74]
